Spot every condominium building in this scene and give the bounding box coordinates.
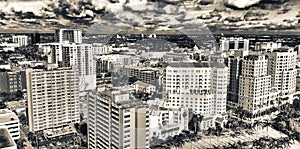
[26,65,80,132]
[226,56,243,104]
[164,62,228,115]
[0,109,20,140]
[88,89,150,149]
[124,66,159,85]
[61,43,96,91]
[12,35,28,47]
[38,43,61,64]
[268,48,297,96]
[220,37,249,51]
[238,55,272,115]
[55,29,82,44]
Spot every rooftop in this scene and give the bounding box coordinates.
[0,109,19,123]
[168,62,210,68]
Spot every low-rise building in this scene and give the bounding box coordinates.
[134,81,156,94]
[0,109,20,140]
[0,70,26,93]
[0,127,17,149]
[149,107,189,140]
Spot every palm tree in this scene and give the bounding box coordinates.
[189,113,204,133]
[262,120,272,133]
[253,120,263,133]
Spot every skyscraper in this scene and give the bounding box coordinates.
[220,37,249,51]
[88,89,150,149]
[268,48,297,96]
[238,54,271,117]
[26,65,80,132]
[50,43,96,91]
[55,29,82,44]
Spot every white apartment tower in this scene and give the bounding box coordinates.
[88,90,150,149]
[238,55,271,114]
[268,48,297,96]
[26,65,80,132]
[55,29,82,44]
[165,62,227,115]
[48,43,96,91]
[220,37,249,51]
[12,35,28,47]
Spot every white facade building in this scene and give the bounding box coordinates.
[238,55,272,115]
[149,107,189,140]
[88,89,150,149]
[55,29,82,44]
[220,37,249,51]
[134,81,156,94]
[12,35,28,47]
[165,62,228,115]
[0,109,20,140]
[268,48,297,96]
[26,65,80,132]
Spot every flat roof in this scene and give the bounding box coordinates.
[0,109,18,123]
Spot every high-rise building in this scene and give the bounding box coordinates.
[220,37,249,51]
[238,55,271,116]
[12,35,28,47]
[0,109,20,140]
[164,61,227,115]
[88,89,150,149]
[55,29,82,44]
[49,43,96,91]
[268,48,297,96]
[26,65,80,132]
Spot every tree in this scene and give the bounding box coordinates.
[188,113,204,133]
[19,113,27,125]
[253,120,263,133]
[80,123,87,136]
[262,120,272,133]
[16,138,26,149]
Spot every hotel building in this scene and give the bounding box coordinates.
[164,61,227,115]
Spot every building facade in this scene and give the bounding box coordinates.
[164,62,228,115]
[0,109,20,140]
[26,66,80,132]
[12,35,28,47]
[0,70,25,93]
[238,55,272,115]
[88,90,150,149]
[220,37,249,51]
[55,29,82,44]
[268,48,297,96]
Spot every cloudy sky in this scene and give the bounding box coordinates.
[0,0,299,33]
